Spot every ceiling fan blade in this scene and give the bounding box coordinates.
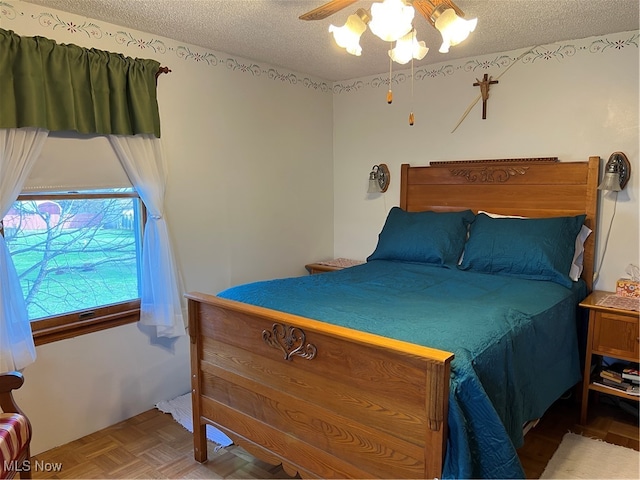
[299,0,361,21]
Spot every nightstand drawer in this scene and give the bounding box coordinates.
[592,311,639,359]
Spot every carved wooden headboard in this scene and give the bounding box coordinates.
[399,157,600,291]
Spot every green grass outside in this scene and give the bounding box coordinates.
[7,228,139,320]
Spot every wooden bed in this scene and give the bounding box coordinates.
[187,156,600,479]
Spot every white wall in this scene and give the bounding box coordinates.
[5,0,333,455]
[333,31,639,291]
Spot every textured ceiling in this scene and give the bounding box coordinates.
[21,0,640,81]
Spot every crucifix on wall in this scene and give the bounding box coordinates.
[473,74,498,119]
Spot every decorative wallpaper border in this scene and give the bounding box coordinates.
[2,1,638,95]
[337,33,638,94]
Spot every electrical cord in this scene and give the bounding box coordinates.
[592,191,618,283]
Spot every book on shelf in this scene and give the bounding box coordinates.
[622,367,640,383]
[600,369,624,383]
[593,380,640,396]
[597,377,631,391]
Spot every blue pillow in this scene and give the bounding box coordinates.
[459,213,587,288]
[367,207,475,267]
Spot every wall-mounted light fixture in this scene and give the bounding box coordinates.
[597,151,631,191]
[368,164,390,193]
[593,151,632,284]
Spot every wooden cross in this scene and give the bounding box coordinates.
[473,74,498,119]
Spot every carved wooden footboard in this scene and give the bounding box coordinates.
[187,292,453,479]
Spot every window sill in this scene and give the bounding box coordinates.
[32,300,140,346]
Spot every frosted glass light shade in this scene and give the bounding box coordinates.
[367,176,381,193]
[367,164,390,193]
[435,8,477,53]
[369,0,414,42]
[389,30,429,64]
[329,13,368,56]
[597,172,622,191]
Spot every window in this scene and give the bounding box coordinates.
[2,190,144,345]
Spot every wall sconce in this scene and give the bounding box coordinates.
[597,151,631,191]
[368,164,390,193]
[593,151,632,283]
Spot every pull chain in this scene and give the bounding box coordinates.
[387,52,393,104]
[409,54,415,125]
[409,30,415,126]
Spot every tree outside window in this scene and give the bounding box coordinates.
[2,190,144,344]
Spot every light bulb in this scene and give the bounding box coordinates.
[434,8,477,53]
[369,0,414,42]
[389,30,428,64]
[329,12,368,56]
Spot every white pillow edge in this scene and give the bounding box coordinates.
[569,224,592,281]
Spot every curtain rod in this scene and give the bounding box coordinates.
[155,66,172,83]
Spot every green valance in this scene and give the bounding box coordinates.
[0,28,161,137]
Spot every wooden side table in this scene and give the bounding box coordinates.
[579,290,639,424]
[305,258,365,275]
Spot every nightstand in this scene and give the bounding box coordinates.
[579,290,639,424]
[305,258,364,275]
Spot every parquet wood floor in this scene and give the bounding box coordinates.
[31,395,638,479]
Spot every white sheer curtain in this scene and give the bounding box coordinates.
[108,134,185,338]
[0,127,49,372]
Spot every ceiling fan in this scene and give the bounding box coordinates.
[299,0,465,28]
[300,0,477,125]
[299,0,476,57]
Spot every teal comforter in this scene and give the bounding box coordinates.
[219,260,585,479]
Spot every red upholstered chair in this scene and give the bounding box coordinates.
[0,372,31,479]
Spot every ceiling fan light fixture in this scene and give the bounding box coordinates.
[389,30,429,64]
[329,8,370,56]
[431,4,477,53]
[369,0,415,42]
[301,0,478,123]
